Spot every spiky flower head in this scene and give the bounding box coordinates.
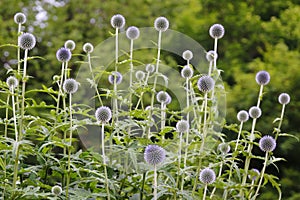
[56,47,72,62]
[176,120,189,133]
[156,91,170,104]
[278,93,290,105]
[135,70,145,81]
[126,26,140,40]
[95,106,112,123]
[14,12,26,24]
[199,168,216,184]
[181,65,194,79]
[218,143,230,154]
[154,16,169,32]
[64,40,76,51]
[63,78,79,94]
[206,50,218,62]
[237,110,249,122]
[209,24,225,39]
[51,185,62,196]
[197,75,215,93]
[146,64,155,73]
[248,169,260,181]
[18,33,36,50]
[111,14,125,29]
[255,70,270,85]
[249,106,262,119]
[83,43,94,54]
[259,135,276,152]
[6,76,19,90]
[182,50,193,61]
[108,71,123,85]
[144,144,166,165]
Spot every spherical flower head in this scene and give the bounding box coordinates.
[63,78,79,94]
[176,120,189,133]
[18,33,36,50]
[83,43,94,54]
[144,144,166,165]
[165,94,172,105]
[126,26,140,40]
[14,12,26,24]
[182,50,193,61]
[259,135,276,152]
[95,106,112,123]
[64,40,76,51]
[181,65,194,79]
[108,71,123,85]
[6,76,19,90]
[218,143,230,154]
[237,110,249,122]
[154,16,169,32]
[51,185,62,196]
[209,24,225,39]
[199,168,216,184]
[135,70,145,81]
[197,75,215,93]
[278,93,290,105]
[249,106,262,119]
[146,64,155,73]
[157,91,170,104]
[248,169,260,181]
[56,47,72,62]
[206,50,218,62]
[255,70,270,85]
[111,14,125,29]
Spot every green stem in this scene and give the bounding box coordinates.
[210,161,223,198]
[161,103,166,132]
[112,28,119,124]
[11,90,18,141]
[12,143,20,190]
[176,132,183,190]
[129,39,134,112]
[19,49,28,140]
[275,104,285,140]
[235,121,244,152]
[257,85,264,108]
[4,95,10,138]
[154,165,157,200]
[203,184,208,200]
[102,123,111,200]
[253,153,268,199]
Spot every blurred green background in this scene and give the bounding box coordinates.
[0,0,299,199]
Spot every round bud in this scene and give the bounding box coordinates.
[206,50,218,62]
[249,106,262,119]
[176,120,189,133]
[18,33,36,50]
[237,110,249,122]
[248,169,260,181]
[83,43,94,54]
[181,65,193,79]
[126,26,140,40]
[156,91,170,104]
[14,12,26,24]
[259,135,276,152]
[6,76,19,90]
[64,40,76,51]
[135,70,145,81]
[209,24,225,39]
[218,143,230,154]
[51,185,62,196]
[255,70,270,85]
[108,71,123,85]
[144,144,166,165]
[63,78,79,94]
[199,168,216,184]
[278,93,290,105]
[197,75,215,93]
[111,14,125,29]
[182,50,193,61]
[145,64,155,73]
[154,16,169,32]
[95,106,112,123]
[56,47,72,62]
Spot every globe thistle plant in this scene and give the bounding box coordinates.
[63,78,79,94]
[111,14,126,29]
[135,70,145,81]
[144,145,166,166]
[146,64,155,73]
[95,106,112,124]
[83,42,94,54]
[181,65,193,79]
[248,168,260,182]
[275,93,291,140]
[209,24,225,39]
[206,50,218,62]
[51,185,62,196]
[176,120,189,133]
[182,50,193,61]
[126,26,140,40]
[197,75,215,93]
[278,93,290,105]
[249,106,262,119]
[255,70,270,86]
[108,71,123,85]
[237,110,249,122]
[154,16,169,32]
[200,168,216,200]
[64,40,76,51]
[14,12,26,24]
[56,47,72,62]
[156,91,170,104]
[218,143,230,155]
[18,33,36,50]
[6,76,19,91]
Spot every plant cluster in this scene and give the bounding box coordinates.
[0,12,296,200]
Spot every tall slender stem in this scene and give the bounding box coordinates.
[161,103,166,131]
[19,49,28,140]
[176,132,183,189]
[56,62,65,116]
[275,104,285,140]
[253,153,268,199]
[129,39,134,112]
[102,123,111,200]
[113,28,119,124]
[154,164,157,200]
[203,184,208,200]
[210,161,223,198]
